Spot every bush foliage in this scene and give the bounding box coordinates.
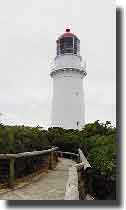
[0,120,116,178]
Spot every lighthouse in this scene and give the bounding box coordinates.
[50,29,87,130]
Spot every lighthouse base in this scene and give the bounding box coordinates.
[50,120,85,130]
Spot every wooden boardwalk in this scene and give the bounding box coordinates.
[0,158,75,200]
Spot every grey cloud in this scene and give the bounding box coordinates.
[0,0,116,127]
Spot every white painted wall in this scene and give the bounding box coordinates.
[51,54,86,72]
[51,55,86,129]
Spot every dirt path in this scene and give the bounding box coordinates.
[0,158,75,200]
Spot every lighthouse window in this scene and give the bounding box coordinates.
[75,91,79,96]
[74,37,79,54]
[59,38,64,54]
[59,37,73,54]
[64,37,73,48]
[60,38,64,47]
[56,40,60,55]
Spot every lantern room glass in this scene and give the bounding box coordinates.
[56,36,80,56]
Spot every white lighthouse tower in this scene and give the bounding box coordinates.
[50,29,87,130]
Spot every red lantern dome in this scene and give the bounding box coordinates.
[56,29,80,56]
[57,28,78,39]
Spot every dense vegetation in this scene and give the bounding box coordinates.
[0,121,116,179]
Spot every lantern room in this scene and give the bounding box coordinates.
[56,29,80,56]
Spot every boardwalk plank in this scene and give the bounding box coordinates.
[0,158,75,200]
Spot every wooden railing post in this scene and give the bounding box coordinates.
[49,151,54,170]
[9,158,15,188]
[55,151,58,162]
[77,154,80,163]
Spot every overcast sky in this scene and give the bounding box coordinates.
[0,0,116,128]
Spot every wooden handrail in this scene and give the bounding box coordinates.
[64,148,93,200]
[64,166,79,200]
[78,148,91,170]
[0,147,58,188]
[0,147,58,159]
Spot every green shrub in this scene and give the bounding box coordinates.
[0,121,116,178]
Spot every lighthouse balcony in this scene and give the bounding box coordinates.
[51,64,86,72]
[50,65,87,77]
